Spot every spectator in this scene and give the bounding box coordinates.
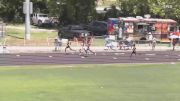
[54,38,62,51]
[172,38,179,51]
[152,37,157,51]
[147,32,153,46]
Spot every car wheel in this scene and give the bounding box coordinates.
[53,22,58,27]
[38,20,42,27]
[30,19,34,25]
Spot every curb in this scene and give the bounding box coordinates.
[1,46,180,54]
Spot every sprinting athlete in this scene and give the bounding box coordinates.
[65,39,75,54]
[130,44,136,57]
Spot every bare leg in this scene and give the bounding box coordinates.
[173,45,175,51]
[55,46,57,51]
[69,47,75,51]
[130,52,133,57]
[89,49,96,55]
[65,47,68,53]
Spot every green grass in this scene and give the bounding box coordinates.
[4,25,105,46]
[6,27,57,40]
[93,38,105,46]
[0,64,180,101]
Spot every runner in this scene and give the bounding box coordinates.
[130,44,136,57]
[85,43,96,56]
[84,35,96,55]
[79,38,86,56]
[65,39,75,54]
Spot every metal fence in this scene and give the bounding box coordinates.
[0,22,6,46]
[0,21,6,38]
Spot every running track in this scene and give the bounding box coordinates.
[0,51,180,66]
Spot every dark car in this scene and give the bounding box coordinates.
[58,25,91,40]
[87,21,108,36]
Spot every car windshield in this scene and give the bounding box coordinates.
[39,15,48,17]
[71,26,84,30]
[101,23,107,27]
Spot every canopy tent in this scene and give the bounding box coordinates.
[169,32,180,39]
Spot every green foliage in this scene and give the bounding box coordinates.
[48,0,96,25]
[104,5,120,20]
[118,0,180,23]
[0,0,179,24]
[0,0,49,23]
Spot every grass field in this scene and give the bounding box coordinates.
[0,64,180,101]
[3,25,173,46]
[3,25,105,46]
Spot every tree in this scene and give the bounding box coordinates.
[48,0,96,25]
[148,0,180,23]
[118,0,150,17]
[104,5,120,20]
[0,0,24,22]
[0,0,49,23]
[118,0,180,24]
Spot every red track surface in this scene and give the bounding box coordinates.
[0,51,180,66]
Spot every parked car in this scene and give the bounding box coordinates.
[31,13,50,26]
[87,21,108,36]
[58,25,91,40]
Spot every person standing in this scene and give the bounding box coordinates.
[152,37,157,51]
[172,38,179,51]
[148,32,153,46]
[54,38,62,51]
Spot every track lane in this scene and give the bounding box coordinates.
[0,51,180,66]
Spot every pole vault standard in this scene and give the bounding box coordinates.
[23,0,33,40]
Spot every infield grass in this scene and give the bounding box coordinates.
[0,64,180,101]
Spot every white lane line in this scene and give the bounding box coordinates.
[81,56,85,59]
[113,57,118,60]
[171,62,176,64]
[145,54,156,56]
[67,66,73,68]
[16,55,20,57]
[115,53,125,55]
[145,58,150,60]
[49,56,53,58]
[114,53,119,55]
[120,53,125,55]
